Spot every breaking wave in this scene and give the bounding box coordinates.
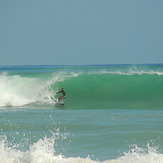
[0,64,163,109]
[0,135,163,163]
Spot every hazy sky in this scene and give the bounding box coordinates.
[1,0,163,65]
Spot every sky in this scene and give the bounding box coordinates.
[0,0,163,65]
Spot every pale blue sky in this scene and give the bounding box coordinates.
[1,0,163,65]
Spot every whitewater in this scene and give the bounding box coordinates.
[0,64,163,163]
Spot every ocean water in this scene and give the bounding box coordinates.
[0,64,163,163]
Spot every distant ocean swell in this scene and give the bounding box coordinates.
[0,65,163,109]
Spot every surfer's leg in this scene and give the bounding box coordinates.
[58,96,63,102]
[58,97,61,102]
[58,96,65,102]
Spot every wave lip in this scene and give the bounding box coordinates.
[0,72,55,107]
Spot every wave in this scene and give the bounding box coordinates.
[0,72,63,107]
[0,65,163,109]
[64,70,163,109]
[0,71,79,108]
[0,135,162,163]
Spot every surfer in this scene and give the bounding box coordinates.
[56,88,66,103]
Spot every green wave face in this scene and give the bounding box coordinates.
[56,72,163,110]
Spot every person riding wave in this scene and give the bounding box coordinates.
[56,88,66,103]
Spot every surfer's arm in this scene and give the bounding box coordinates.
[56,91,61,94]
[52,91,59,95]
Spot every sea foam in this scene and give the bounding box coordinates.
[0,72,80,107]
[0,73,57,107]
[0,135,163,163]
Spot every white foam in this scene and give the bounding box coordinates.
[90,70,163,76]
[103,144,163,163]
[0,71,82,107]
[0,135,97,163]
[0,135,163,163]
[0,73,57,107]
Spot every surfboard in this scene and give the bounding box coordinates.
[56,102,64,106]
[57,102,64,105]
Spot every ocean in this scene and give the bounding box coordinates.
[0,64,163,163]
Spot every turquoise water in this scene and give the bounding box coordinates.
[0,64,163,162]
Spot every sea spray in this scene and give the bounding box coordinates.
[0,72,59,107]
[0,135,163,163]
